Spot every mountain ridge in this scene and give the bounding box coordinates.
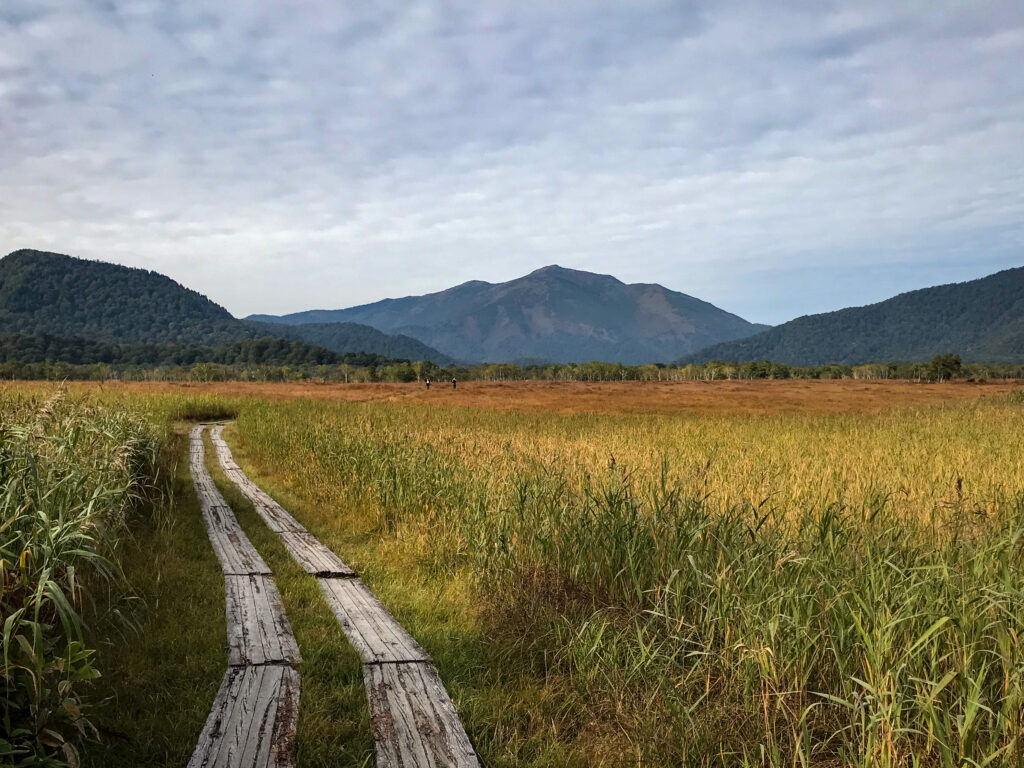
[249,264,769,364]
[244,319,457,365]
[681,266,1024,365]
[0,249,454,363]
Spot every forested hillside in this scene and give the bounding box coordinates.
[246,320,456,365]
[684,267,1024,365]
[0,250,456,362]
[0,333,347,367]
[0,249,248,344]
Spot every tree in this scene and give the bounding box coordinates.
[929,353,962,382]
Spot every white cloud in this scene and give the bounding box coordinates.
[0,0,1022,323]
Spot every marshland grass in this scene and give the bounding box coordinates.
[8,381,1021,766]
[229,393,1024,766]
[79,431,226,768]
[0,389,164,765]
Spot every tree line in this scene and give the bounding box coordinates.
[2,344,1021,384]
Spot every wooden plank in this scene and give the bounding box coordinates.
[190,428,270,576]
[225,575,301,667]
[278,530,356,577]
[242,488,307,534]
[364,662,479,768]
[201,504,271,576]
[189,425,303,767]
[318,578,429,664]
[210,427,354,576]
[210,427,308,534]
[188,665,300,768]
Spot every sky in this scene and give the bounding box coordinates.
[1,1,1022,325]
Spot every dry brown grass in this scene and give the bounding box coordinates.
[18,377,1022,416]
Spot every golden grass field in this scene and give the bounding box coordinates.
[5,379,1021,767]
[19,376,1023,414]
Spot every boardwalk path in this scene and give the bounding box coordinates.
[211,425,480,768]
[188,426,301,768]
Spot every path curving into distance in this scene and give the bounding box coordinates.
[188,426,301,768]
[211,425,480,768]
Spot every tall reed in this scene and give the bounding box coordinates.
[236,395,1024,766]
[1,389,163,766]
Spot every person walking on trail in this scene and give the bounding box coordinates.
[451,377,457,390]
[425,377,431,390]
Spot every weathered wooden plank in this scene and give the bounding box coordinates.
[201,504,271,576]
[188,665,300,768]
[364,662,479,768]
[242,488,307,534]
[277,530,356,577]
[318,578,429,664]
[210,427,308,534]
[225,575,301,667]
[190,428,271,576]
[210,427,354,576]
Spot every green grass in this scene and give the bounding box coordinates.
[0,389,168,766]
[217,422,599,767]
[81,430,225,767]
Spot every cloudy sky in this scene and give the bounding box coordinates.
[2,1,1022,324]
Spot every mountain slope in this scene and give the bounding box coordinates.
[0,249,455,362]
[0,249,247,345]
[244,320,456,364]
[249,265,768,364]
[683,267,1024,365]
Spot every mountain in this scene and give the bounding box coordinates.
[248,265,769,364]
[0,249,246,345]
[245,320,456,365]
[0,249,452,362]
[683,267,1024,365]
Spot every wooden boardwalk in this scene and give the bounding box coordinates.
[211,425,480,768]
[188,665,300,768]
[188,426,301,768]
[225,575,301,667]
[318,578,429,665]
[210,426,355,577]
[365,664,479,768]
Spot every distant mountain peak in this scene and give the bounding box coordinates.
[526,264,620,283]
[528,264,574,276]
[249,265,766,364]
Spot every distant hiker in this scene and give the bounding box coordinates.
[425,377,431,389]
[451,377,457,389]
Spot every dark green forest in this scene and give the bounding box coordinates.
[245,320,455,365]
[0,249,248,345]
[685,266,1024,365]
[2,334,1021,384]
[0,333,349,366]
[0,250,454,362]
